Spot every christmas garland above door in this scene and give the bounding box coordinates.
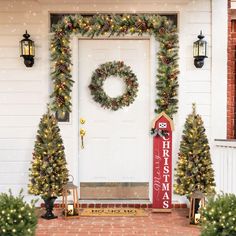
[50,14,179,118]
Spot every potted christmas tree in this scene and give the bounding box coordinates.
[174,103,215,196]
[28,109,69,219]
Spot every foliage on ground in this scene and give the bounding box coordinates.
[200,193,236,236]
[0,189,37,236]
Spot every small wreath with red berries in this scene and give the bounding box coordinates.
[88,61,139,111]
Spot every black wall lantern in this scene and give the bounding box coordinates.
[193,31,207,68]
[20,30,35,67]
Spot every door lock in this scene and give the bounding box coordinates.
[80,118,86,124]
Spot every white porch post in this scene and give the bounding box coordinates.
[211,0,228,140]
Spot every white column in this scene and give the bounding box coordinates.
[211,0,228,139]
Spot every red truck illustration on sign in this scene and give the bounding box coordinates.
[152,112,174,212]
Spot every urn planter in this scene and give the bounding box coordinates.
[41,196,58,220]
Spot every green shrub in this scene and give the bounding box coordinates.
[0,189,38,236]
[200,193,236,236]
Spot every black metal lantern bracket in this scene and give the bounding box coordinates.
[20,30,35,67]
[193,31,208,68]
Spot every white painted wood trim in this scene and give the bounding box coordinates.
[37,0,189,5]
[215,140,236,148]
[149,36,158,202]
[211,0,227,140]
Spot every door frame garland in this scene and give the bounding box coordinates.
[50,14,179,118]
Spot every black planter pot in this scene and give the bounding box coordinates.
[41,196,58,220]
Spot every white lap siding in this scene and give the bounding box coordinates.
[0,0,228,204]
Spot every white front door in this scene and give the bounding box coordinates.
[78,39,151,198]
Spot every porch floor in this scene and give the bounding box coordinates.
[36,208,200,236]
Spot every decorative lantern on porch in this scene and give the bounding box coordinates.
[189,191,205,224]
[62,175,80,219]
[193,31,207,68]
[20,30,35,67]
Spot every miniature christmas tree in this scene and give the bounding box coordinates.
[174,104,215,196]
[28,109,69,219]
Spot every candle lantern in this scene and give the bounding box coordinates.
[189,191,205,224]
[19,30,35,67]
[62,175,80,219]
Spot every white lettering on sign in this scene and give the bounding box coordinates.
[163,141,170,149]
[163,149,169,157]
[162,183,170,191]
[163,201,169,208]
[163,166,169,174]
[163,192,170,200]
[161,131,170,209]
[159,122,167,128]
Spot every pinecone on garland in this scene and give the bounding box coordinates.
[135,20,147,31]
[158,27,166,35]
[56,31,64,37]
[102,22,110,32]
[59,83,65,89]
[118,61,124,67]
[166,42,174,49]
[56,95,65,106]
[161,57,171,65]
[58,64,67,73]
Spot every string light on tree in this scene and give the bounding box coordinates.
[174,103,215,196]
[28,108,69,219]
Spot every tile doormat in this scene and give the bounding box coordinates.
[79,208,148,217]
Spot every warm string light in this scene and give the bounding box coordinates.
[51,15,179,116]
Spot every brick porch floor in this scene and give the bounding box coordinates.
[36,208,200,236]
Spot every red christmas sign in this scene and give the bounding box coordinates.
[152,112,173,212]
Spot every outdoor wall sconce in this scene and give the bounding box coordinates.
[20,30,35,67]
[193,31,207,68]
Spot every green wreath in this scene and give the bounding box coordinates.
[88,61,139,111]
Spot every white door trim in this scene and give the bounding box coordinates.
[70,35,157,201]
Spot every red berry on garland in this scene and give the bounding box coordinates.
[67,22,73,30]
[59,83,65,89]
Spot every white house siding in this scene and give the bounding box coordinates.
[0,0,228,204]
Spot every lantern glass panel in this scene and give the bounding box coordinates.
[22,41,30,55]
[193,41,199,57]
[198,41,206,57]
[30,42,35,56]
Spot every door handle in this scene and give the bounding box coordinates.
[80,129,86,149]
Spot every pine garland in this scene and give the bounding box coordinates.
[89,61,138,111]
[50,14,179,118]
